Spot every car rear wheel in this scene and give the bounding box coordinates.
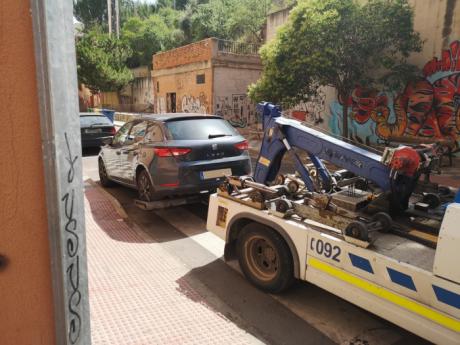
[137,169,156,202]
[237,222,294,293]
[98,159,115,187]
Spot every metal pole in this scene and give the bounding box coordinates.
[107,0,112,36]
[30,0,91,344]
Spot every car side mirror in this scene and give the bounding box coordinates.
[101,137,113,146]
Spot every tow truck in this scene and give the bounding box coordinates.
[206,102,460,344]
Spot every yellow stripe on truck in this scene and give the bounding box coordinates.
[308,257,460,333]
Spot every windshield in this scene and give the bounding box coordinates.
[80,115,112,127]
[165,118,238,140]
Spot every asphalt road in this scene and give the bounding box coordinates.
[82,147,429,345]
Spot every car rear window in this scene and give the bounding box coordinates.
[165,118,239,140]
[80,115,112,127]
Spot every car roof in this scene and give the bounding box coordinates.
[139,113,223,122]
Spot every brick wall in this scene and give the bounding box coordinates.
[153,39,213,70]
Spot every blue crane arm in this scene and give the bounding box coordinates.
[253,102,392,191]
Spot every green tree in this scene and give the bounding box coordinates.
[76,26,133,94]
[132,2,157,18]
[249,0,422,138]
[74,0,108,28]
[73,0,141,29]
[122,8,184,67]
[187,0,234,41]
[180,0,270,43]
[227,0,272,43]
[157,0,189,10]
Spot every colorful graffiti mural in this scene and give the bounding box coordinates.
[330,40,460,145]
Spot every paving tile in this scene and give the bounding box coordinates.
[85,184,262,345]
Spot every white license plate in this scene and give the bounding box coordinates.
[201,168,232,180]
[85,128,102,134]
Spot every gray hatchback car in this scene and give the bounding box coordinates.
[98,113,252,201]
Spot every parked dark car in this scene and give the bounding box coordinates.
[80,113,116,148]
[98,114,252,201]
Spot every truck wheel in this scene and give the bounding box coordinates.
[98,159,115,187]
[237,223,294,293]
[372,212,392,232]
[345,221,369,241]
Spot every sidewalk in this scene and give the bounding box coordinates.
[84,180,263,345]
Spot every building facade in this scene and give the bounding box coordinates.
[152,38,262,130]
[266,0,460,145]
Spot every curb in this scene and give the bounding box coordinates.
[85,178,128,219]
[84,178,159,243]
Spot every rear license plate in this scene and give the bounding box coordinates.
[85,128,102,134]
[201,168,232,180]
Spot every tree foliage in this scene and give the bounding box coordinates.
[181,0,270,44]
[73,0,148,29]
[76,26,133,93]
[249,0,422,137]
[122,8,183,67]
[157,0,190,10]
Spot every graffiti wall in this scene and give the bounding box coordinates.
[330,40,460,145]
[215,94,258,128]
[156,96,166,113]
[182,93,209,113]
[285,88,327,125]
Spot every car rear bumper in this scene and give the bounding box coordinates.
[152,155,252,197]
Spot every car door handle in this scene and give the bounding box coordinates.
[116,151,121,155]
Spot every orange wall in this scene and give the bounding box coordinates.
[0,1,56,344]
[154,67,213,113]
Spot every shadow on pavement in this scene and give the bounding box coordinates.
[176,259,429,345]
[99,183,210,242]
[82,147,101,157]
[175,259,335,345]
[85,182,155,243]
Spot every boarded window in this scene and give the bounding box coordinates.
[196,74,205,84]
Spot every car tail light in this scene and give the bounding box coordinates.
[154,147,191,157]
[234,140,249,151]
[110,127,116,135]
[159,182,179,187]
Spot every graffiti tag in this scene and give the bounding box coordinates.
[62,132,82,344]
